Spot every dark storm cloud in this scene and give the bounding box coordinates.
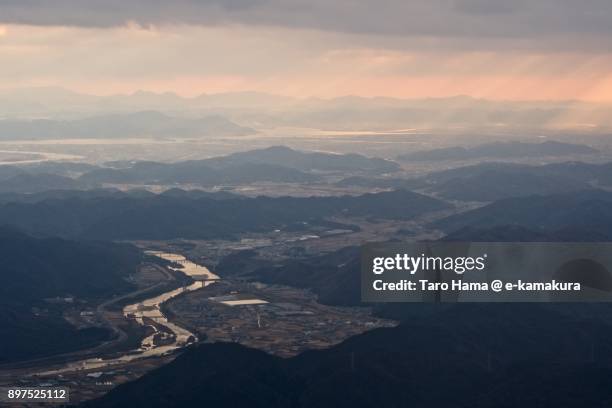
[1,0,612,41]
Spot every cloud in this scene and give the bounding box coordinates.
[0,23,609,101]
[0,0,611,44]
[0,2,611,101]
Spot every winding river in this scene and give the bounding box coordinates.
[38,251,218,375]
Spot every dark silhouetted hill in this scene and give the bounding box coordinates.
[79,146,400,185]
[399,141,598,161]
[415,161,612,201]
[443,225,612,242]
[0,227,141,362]
[334,176,422,189]
[0,172,85,193]
[0,189,449,240]
[335,160,612,202]
[80,161,318,185]
[251,247,361,306]
[434,189,612,235]
[203,146,400,174]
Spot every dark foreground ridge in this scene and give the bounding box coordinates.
[82,303,612,408]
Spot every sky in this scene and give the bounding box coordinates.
[1,0,612,101]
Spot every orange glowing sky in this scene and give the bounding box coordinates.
[0,20,611,102]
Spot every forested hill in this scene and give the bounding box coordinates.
[0,189,449,240]
[0,227,141,363]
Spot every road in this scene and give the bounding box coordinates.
[0,252,217,379]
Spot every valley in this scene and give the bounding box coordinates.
[2,7,612,405]
[0,140,611,406]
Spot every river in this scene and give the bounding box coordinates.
[37,251,218,375]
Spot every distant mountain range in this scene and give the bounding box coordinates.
[5,146,612,201]
[3,87,612,131]
[0,110,254,140]
[2,147,610,202]
[79,146,400,185]
[398,141,598,161]
[0,146,400,192]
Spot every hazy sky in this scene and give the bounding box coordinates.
[1,1,612,101]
